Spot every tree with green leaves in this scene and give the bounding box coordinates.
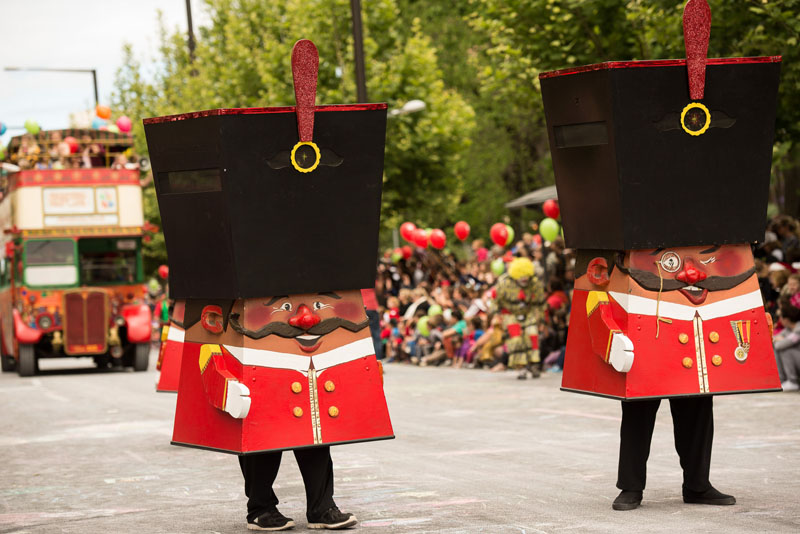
[113,0,476,270]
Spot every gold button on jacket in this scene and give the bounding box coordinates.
[709,331,720,343]
[712,355,722,366]
[678,333,689,344]
[682,357,693,369]
[328,406,339,417]
[291,381,303,394]
[324,380,335,392]
[292,407,303,418]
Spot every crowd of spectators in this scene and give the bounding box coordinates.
[370,230,574,376]
[758,215,800,391]
[10,131,138,171]
[369,214,800,391]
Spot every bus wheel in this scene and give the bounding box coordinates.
[133,343,150,372]
[18,344,37,377]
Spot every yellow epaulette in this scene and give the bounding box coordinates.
[199,344,222,373]
[586,291,609,316]
[161,325,170,342]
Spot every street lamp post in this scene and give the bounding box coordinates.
[4,67,99,106]
[349,0,368,103]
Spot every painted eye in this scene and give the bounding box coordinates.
[312,301,324,311]
[278,302,292,312]
[660,251,681,273]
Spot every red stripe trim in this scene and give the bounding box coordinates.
[539,55,781,79]
[9,169,140,191]
[143,103,389,125]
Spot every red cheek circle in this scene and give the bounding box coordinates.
[629,251,658,273]
[710,250,746,277]
[332,301,365,322]
[243,303,277,331]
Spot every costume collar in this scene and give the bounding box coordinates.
[608,289,765,321]
[223,337,374,373]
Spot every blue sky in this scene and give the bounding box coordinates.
[0,0,210,147]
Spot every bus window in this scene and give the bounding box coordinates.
[23,239,78,287]
[78,238,140,285]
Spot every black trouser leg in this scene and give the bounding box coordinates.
[294,446,336,519]
[239,451,283,522]
[669,396,714,493]
[616,399,661,491]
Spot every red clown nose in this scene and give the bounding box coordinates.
[288,304,321,330]
[676,259,707,285]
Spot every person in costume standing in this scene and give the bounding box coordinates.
[539,0,782,511]
[491,257,544,378]
[144,40,393,530]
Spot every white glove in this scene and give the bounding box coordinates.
[609,333,634,373]
[224,380,251,419]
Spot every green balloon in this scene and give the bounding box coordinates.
[491,258,505,276]
[24,120,40,136]
[391,251,402,263]
[540,217,560,242]
[428,304,443,317]
[0,147,5,161]
[417,316,430,336]
[504,224,515,246]
[107,124,120,134]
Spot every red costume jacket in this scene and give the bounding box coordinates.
[172,337,394,453]
[155,322,185,393]
[563,289,781,399]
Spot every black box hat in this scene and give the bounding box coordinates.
[144,40,387,299]
[539,0,780,250]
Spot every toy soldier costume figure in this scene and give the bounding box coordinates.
[491,257,544,378]
[144,40,393,531]
[539,0,782,511]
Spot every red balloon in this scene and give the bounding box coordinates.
[542,198,560,219]
[413,228,429,248]
[532,234,543,246]
[63,136,79,154]
[454,221,470,241]
[503,250,514,263]
[429,229,446,250]
[490,223,509,247]
[400,222,417,242]
[401,245,412,259]
[158,264,169,279]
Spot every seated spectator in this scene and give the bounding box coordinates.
[14,135,41,169]
[81,135,105,168]
[774,294,800,391]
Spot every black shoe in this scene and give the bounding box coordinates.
[612,490,643,511]
[683,486,736,506]
[247,509,295,531]
[308,506,358,530]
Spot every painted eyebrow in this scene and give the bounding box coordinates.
[265,295,290,306]
[649,248,665,256]
[699,245,720,254]
[317,292,342,299]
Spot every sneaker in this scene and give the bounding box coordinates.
[612,490,643,511]
[781,380,799,391]
[247,509,295,531]
[307,506,357,530]
[683,486,736,506]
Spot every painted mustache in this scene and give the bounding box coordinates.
[228,314,370,340]
[616,264,756,292]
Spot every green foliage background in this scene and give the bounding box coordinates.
[113,0,800,274]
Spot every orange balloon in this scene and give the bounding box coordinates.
[96,105,112,120]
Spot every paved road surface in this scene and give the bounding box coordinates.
[1,352,799,533]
